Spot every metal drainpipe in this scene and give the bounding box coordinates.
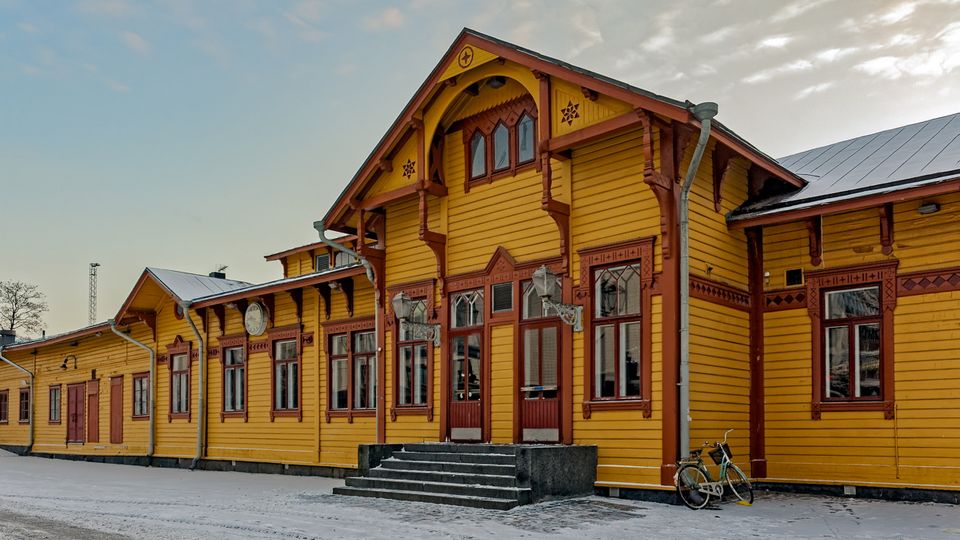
[679,101,719,457]
[181,302,206,469]
[109,319,156,458]
[313,222,382,443]
[0,346,34,454]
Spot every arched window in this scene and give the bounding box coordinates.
[492,123,509,172]
[517,114,535,164]
[470,131,486,179]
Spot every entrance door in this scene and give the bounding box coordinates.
[110,376,123,444]
[67,383,85,443]
[450,331,482,441]
[86,380,99,443]
[520,323,560,442]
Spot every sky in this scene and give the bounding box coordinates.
[1,0,958,336]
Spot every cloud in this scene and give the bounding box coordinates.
[18,21,37,33]
[877,2,916,25]
[21,64,41,76]
[105,79,130,93]
[568,11,602,58]
[75,0,134,17]
[794,81,834,99]
[119,31,150,54]
[814,47,859,62]
[757,35,792,49]
[769,0,835,22]
[853,21,960,80]
[640,9,678,53]
[363,7,405,31]
[742,59,813,83]
[701,26,736,45]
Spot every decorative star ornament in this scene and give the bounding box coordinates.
[560,101,580,126]
[402,159,416,179]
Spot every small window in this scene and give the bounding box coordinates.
[0,390,7,423]
[491,282,513,313]
[330,334,349,410]
[354,331,376,409]
[133,374,149,418]
[517,114,535,164]
[785,268,804,287]
[19,388,30,423]
[334,251,356,268]
[171,354,190,414]
[470,131,486,179]
[492,123,509,172]
[224,347,245,413]
[49,386,61,423]
[522,279,560,320]
[316,253,331,272]
[451,289,484,328]
[274,340,299,411]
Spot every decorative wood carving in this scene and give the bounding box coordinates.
[314,283,332,321]
[335,278,354,317]
[640,112,678,260]
[559,100,580,125]
[459,94,539,191]
[428,132,445,185]
[418,189,447,295]
[879,202,894,255]
[377,158,392,173]
[211,305,225,336]
[289,288,303,323]
[689,275,750,311]
[580,87,598,101]
[712,143,738,212]
[807,216,823,266]
[898,266,960,296]
[763,289,808,311]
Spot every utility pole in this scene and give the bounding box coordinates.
[89,263,100,325]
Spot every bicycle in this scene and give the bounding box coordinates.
[674,429,754,509]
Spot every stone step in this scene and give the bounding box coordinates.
[392,450,516,465]
[402,443,518,455]
[344,477,531,503]
[367,467,518,487]
[380,457,516,476]
[332,486,520,511]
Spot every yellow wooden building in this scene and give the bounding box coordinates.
[1,29,958,504]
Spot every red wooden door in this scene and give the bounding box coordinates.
[67,383,85,443]
[519,323,560,442]
[86,380,99,443]
[450,331,482,441]
[110,376,123,444]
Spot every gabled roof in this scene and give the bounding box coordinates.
[731,112,960,225]
[146,268,251,300]
[322,27,803,230]
[0,322,112,353]
[264,235,355,261]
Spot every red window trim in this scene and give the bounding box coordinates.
[18,387,30,424]
[269,325,302,421]
[387,280,437,421]
[0,389,8,424]
[218,333,249,422]
[49,384,62,424]
[460,95,539,192]
[131,371,150,421]
[323,317,376,423]
[577,237,656,419]
[166,336,192,422]
[807,260,897,419]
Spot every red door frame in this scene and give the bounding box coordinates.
[448,327,484,441]
[86,380,99,443]
[66,383,85,443]
[110,375,123,444]
[517,320,561,442]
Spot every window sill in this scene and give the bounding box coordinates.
[131,415,149,422]
[813,399,894,419]
[168,412,191,422]
[582,399,652,419]
[271,409,302,422]
[0,421,7,425]
[326,409,375,423]
[18,420,30,425]
[220,411,247,422]
[49,420,61,425]
[390,405,433,421]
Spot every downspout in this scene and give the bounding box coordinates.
[109,319,155,458]
[0,346,33,454]
[180,302,206,469]
[313,222,382,442]
[679,101,719,457]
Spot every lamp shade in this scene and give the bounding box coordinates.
[392,291,411,320]
[532,265,558,299]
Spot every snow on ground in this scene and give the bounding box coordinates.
[0,450,957,539]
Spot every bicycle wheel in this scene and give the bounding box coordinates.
[676,464,711,510]
[725,465,754,504]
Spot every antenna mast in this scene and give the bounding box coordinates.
[89,263,100,325]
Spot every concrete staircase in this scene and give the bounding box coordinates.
[334,443,531,510]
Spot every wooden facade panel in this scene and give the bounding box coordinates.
[550,79,632,138]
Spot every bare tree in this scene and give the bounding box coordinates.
[0,280,49,335]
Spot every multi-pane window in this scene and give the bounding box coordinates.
[0,390,7,422]
[823,286,882,400]
[522,279,560,320]
[398,297,429,407]
[274,340,299,411]
[517,114,535,164]
[49,386,61,423]
[354,332,376,409]
[450,289,483,404]
[470,131,487,179]
[492,123,509,172]
[593,264,642,399]
[19,388,30,423]
[329,330,377,412]
[224,347,245,412]
[330,334,349,410]
[334,251,356,268]
[451,289,483,329]
[463,98,538,186]
[133,374,149,418]
[521,280,560,399]
[171,354,190,414]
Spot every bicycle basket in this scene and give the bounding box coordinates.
[709,443,731,465]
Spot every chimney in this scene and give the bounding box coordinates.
[0,330,16,347]
[208,271,226,279]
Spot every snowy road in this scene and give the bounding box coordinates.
[0,451,957,539]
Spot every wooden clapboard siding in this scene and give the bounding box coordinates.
[0,352,33,447]
[363,134,419,199]
[383,197,437,286]
[893,192,960,272]
[153,299,202,458]
[489,324,514,443]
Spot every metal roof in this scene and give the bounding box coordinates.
[146,268,252,302]
[190,263,364,306]
[732,112,960,221]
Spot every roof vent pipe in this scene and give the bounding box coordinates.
[679,101,718,460]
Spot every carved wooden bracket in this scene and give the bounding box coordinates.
[580,86,598,101]
[211,305,225,336]
[123,310,157,343]
[712,143,738,212]
[807,216,823,266]
[335,278,354,317]
[540,151,571,272]
[879,203,894,255]
[640,112,678,259]
[418,189,447,295]
[288,288,303,323]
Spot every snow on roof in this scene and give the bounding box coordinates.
[146,268,252,302]
[732,112,960,220]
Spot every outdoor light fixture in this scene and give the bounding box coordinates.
[60,354,77,370]
[486,76,506,89]
[532,265,583,332]
[392,292,441,345]
[918,202,941,215]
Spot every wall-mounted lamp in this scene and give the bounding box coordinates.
[392,292,440,346]
[486,76,506,89]
[532,265,583,331]
[918,202,941,215]
[763,271,771,287]
[60,354,78,371]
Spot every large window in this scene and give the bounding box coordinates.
[274,340,299,411]
[224,347,245,413]
[133,373,149,418]
[19,388,30,423]
[593,264,642,399]
[462,95,538,189]
[823,287,882,400]
[397,297,429,408]
[171,354,190,415]
[450,289,483,405]
[0,390,7,423]
[49,385,61,423]
[328,328,377,416]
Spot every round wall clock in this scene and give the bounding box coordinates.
[244,302,269,336]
